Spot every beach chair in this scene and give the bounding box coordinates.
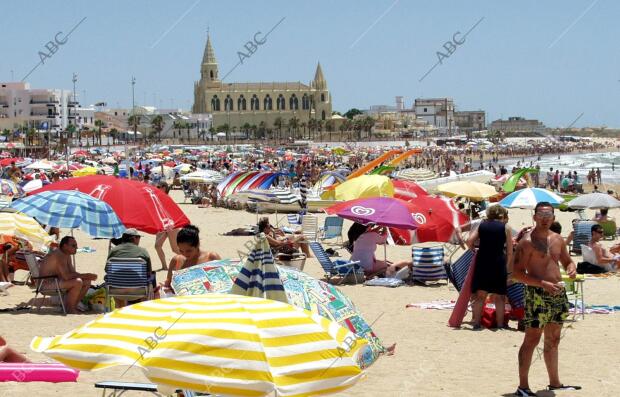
[599,220,617,240]
[411,246,447,283]
[319,216,344,244]
[24,251,67,315]
[309,242,363,284]
[94,381,183,396]
[562,273,585,320]
[104,258,153,312]
[571,221,595,255]
[301,214,319,242]
[444,249,475,291]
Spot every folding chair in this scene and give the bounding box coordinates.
[309,242,363,284]
[571,221,595,255]
[301,214,319,242]
[444,249,475,291]
[600,220,617,240]
[104,258,153,312]
[562,273,585,320]
[24,251,67,314]
[320,216,344,244]
[411,246,447,283]
[94,381,183,396]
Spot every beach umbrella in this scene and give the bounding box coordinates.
[180,169,224,184]
[499,188,564,209]
[567,192,620,209]
[31,175,190,234]
[20,179,50,193]
[54,162,83,171]
[325,197,418,229]
[24,160,55,171]
[101,157,117,165]
[0,212,53,249]
[437,181,498,200]
[173,163,192,174]
[230,234,288,302]
[0,158,21,167]
[0,179,25,198]
[31,294,367,396]
[172,260,384,369]
[72,166,98,177]
[333,175,394,201]
[406,195,469,243]
[12,190,126,238]
[392,179,428,201]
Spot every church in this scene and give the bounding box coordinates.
[192,34,332,132]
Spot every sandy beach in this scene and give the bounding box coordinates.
[1,190,619,396]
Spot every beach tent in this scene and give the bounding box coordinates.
[438,181,498,201]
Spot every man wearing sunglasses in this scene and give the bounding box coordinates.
[512,202,580,396]
[588,225,619,271]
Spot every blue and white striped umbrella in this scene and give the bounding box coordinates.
[11,190,126,238]
[499,188,564,209]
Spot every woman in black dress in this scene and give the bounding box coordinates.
[466,205,513,329]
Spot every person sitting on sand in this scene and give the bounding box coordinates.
[258,217,310,257]
[39,236,97,314]
[593,207,613,223]
[164,225,221,291]
[588,224,619,271]
[350,223,410,278]
[0,336,30,363]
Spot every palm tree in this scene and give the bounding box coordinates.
[273,117,283,143]
[308,118,317,141]
[300,122,307,139]
[363,116,375,139]
[316,120,324,141]
[338,123,346,142]
[127,114,141,144]
[186,122,192,143]
[221,123,230,141]
[94,119,104,146]
[288,117,299,140]
[250,124,257,140]
[109,128,118,145]
[242,122,251,140]
[151,115,164,143]
[258,121,266,140]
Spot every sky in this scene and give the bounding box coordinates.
[1,0,618,128]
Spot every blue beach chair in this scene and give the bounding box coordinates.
[309,242,363,284]
[411,246,448,283]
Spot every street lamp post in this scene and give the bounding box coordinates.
[67,72,77,170]
[127,76,135,176]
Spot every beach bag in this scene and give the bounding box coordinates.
[481,303,511,329]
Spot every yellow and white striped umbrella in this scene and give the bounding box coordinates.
[0,211,52,248]
[31,294,367,397]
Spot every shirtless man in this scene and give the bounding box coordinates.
[512,202,580,396]
[39,236,97,314]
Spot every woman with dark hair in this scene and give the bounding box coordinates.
[164,225,221,290]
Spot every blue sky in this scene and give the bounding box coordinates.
[1,0,617,128]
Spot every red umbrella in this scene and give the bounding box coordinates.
[31,175,190,234]
[392,179,428,201]
[0,157,21,167]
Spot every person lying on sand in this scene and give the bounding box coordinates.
[0,336,30,363]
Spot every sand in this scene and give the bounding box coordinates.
[1,190,619,397]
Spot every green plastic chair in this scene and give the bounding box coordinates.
[599,220,617,240]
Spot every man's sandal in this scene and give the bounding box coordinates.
[514,387,537,396]
[547,384,581,391]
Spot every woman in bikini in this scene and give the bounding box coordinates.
[163,225,221,291]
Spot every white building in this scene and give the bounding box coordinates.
[0,82,77,132]
[414,98,455,135]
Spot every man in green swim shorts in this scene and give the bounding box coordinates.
[512,202,580,397]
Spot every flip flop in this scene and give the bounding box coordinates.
[547,384,582,391]
[514,386,537,396]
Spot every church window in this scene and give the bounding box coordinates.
[289,94,299,110]
[321,110,326,120]
[277,94,285,110]
[211,95,220,111]
[320,93,325,102]
[264,95,273,110]
[210,70,214,79]
[224,95,233,111]
[238,95,247,111]
[302,94,310,110]
[251,95,260,110]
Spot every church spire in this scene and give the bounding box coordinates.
[313,62,326,89]
[202,32,217,65]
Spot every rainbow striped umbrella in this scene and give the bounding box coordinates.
[31,294,367,397]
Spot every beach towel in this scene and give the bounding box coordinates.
[448,252,477,328]
[364,278,404,288]
[406,300,456,310]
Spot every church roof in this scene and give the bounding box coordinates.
[202,34,217,64]
[313,62,326,84]
[216,82,312,91]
